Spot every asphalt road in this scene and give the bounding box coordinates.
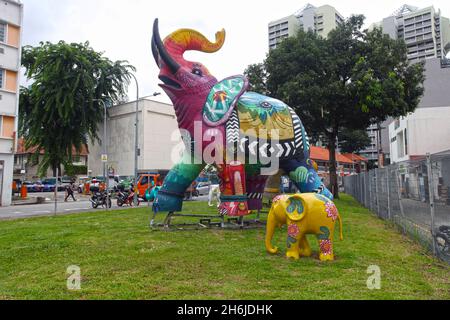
[0,194,210,220]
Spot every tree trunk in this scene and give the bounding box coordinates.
[328,134,339,199]
[52,163,62,178]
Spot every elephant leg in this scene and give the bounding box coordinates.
[218,162,249,216]
[317,228,335,261]
[153,160,205,213]
[286,221,303,260]
[281,158,333,200]
[298,235,312,257]
[246,172,268,211]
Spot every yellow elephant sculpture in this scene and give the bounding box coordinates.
[265,193,343,261]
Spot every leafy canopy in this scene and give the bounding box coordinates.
[245,15,425,196]
[338,128,372,154]
[20,41,135,176]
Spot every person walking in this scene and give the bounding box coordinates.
[65,179,77,202]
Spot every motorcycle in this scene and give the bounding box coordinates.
[90,190,112,209]
[116,189,140,207]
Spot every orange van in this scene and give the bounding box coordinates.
[136,174,161,198]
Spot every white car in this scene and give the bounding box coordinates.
[196,182,218,196]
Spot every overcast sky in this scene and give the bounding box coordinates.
[21,0,450,103]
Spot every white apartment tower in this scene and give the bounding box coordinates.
[0,0,22,206]
[374,4,450,62]
[268,3,344,49]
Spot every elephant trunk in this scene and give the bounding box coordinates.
[265,209,279,254]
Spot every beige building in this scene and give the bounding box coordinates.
[13,138,89,181]
[0,0,22,206]
[371,4,450,62]
[88,99,182,177]
[268,3,344,49]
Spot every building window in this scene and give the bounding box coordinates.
[0,22,6,43]
[397,131,405,158]
[0,68,4,89]
[404,129,408,156]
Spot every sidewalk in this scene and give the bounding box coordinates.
[13,192,90,204]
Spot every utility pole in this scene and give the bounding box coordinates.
[94,99,109,211]
[130,73,140,206]
[129,71,160,206]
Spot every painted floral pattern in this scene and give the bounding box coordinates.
[325,202,339,222]
[320,239,333,256]
[287,224,300,238]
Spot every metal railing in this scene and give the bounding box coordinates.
[344,150,450,264]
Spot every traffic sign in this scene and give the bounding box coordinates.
[101,154,108,162]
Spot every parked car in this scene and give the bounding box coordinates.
[196,181,213,196]
[42,178,57,192]
[33,181,44,192]
[61,176,74,189]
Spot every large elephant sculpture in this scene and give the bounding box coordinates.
[265,193,343,261]
[151,19,333,217]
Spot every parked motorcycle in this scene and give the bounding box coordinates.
[116,189,140,207]
[90,190,112,209]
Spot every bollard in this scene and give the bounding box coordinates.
[21,184,27,199]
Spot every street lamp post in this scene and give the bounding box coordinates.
[129,73,140,206]
[94,99,109,211]
[129,73,161,206]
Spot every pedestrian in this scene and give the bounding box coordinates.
[65,179,77,202]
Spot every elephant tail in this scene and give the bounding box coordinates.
[337,213,344,241]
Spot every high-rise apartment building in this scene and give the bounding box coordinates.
[370,5,450,163]
[372,4,450,62]
[0,0,23,206]
[268,3,344,49]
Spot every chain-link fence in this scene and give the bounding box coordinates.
[344,151,450,264]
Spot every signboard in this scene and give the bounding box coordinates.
[101,154,108,163]
[398,164,407,175]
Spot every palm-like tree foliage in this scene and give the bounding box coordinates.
[20,41,135,176]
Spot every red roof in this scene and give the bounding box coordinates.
[341,153,369,162]
[16,138,89,156]
[310,146,363,164]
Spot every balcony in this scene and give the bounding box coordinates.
[441,58,450,68]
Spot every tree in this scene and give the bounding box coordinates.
[20,41,135,177]
[255,15,424,198]
[338,128,372,154]
[244,63,269,95]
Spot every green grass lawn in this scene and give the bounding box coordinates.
[0,194,449,300]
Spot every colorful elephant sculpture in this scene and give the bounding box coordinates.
[265,193,343,261]
[151,19,333,217]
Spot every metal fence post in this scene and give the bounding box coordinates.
[394,166,406,234]
[426,153,437,255]
[375,168,380,216]
[386,167,391,220]
[368,172,372,211]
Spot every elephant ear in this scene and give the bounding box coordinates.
[284,195,306,222]
[202,75,249,127]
